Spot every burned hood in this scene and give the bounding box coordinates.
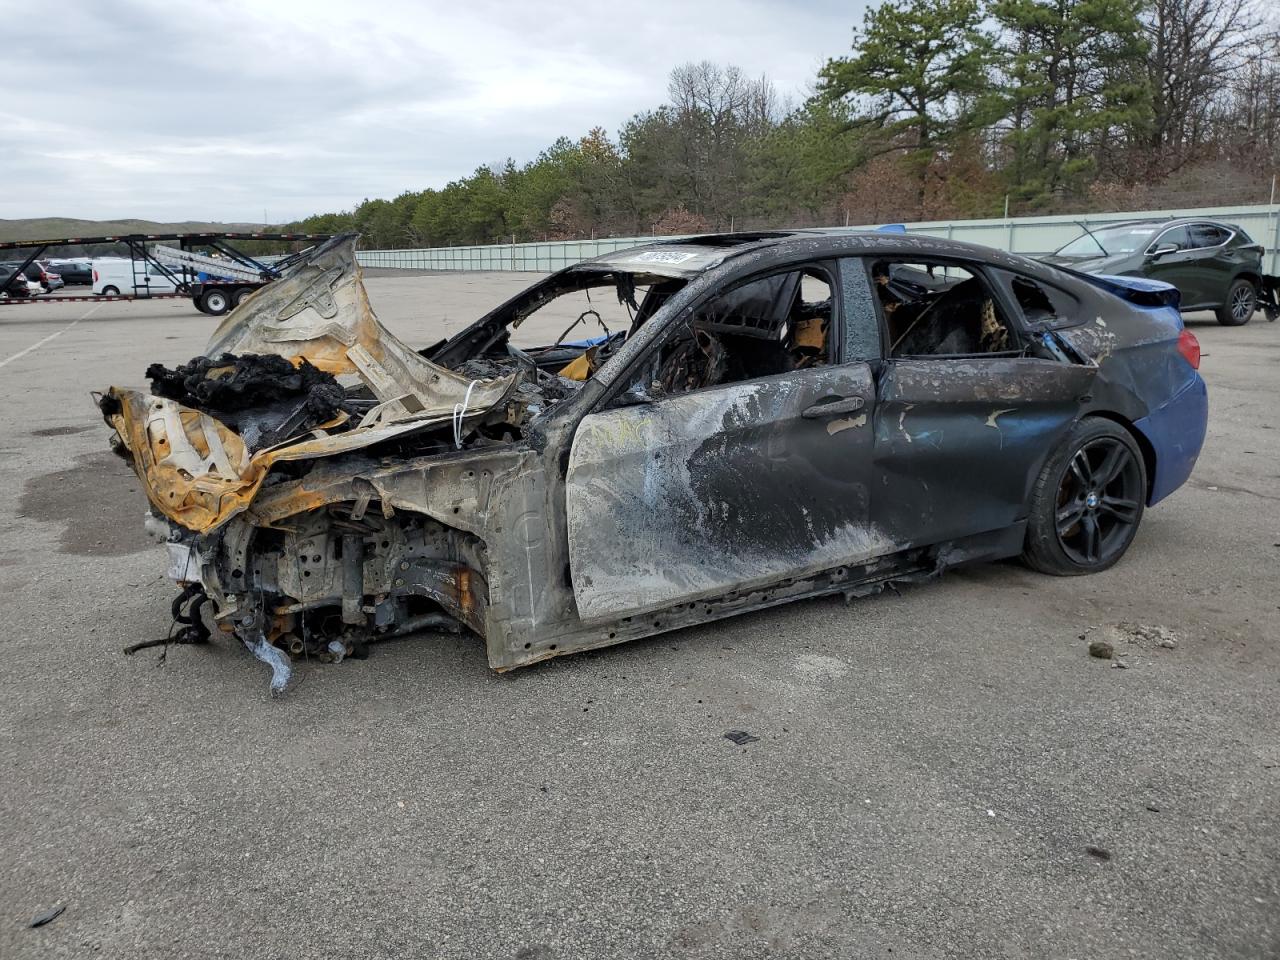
[100,234,524,534]
[202,234,519,423]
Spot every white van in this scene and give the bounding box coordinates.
[92,258,184,297]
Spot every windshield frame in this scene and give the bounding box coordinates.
[1053,224,1161,258]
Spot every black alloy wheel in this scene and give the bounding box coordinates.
[1217,279,1256,326]
[1053,436,1144,566]
[1023,418,1147,575]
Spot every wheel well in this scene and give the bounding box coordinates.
[1087,411,1156,501]
[1236,270,1262,291]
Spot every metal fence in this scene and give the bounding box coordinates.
[356,202,1280,275]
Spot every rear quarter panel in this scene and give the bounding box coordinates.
[1057,286,1206,504]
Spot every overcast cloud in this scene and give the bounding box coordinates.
[1,0,866,223]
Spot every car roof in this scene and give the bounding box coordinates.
[1093,217,1232,231]
[573,229,1058,280]
[572,232,796,277]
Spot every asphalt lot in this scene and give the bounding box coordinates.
[1,272,1278,959]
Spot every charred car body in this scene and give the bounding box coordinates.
[101,232,1207,692]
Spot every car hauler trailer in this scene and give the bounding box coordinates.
[0,232,331,314]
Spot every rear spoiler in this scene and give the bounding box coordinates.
[1068,270,1182,309]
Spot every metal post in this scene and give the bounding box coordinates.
[2,244,47,295]
[1272,203,1280,276]
[1271,175,1280,275]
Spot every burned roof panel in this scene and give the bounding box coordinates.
[574,233,802,278]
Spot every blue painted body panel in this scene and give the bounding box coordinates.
[1133,372,1208,505]
[1060,282,1207,506]
[1094,273,1178,296]
[1078,271,1182,308]
[1107,298,1207,505]
[560,334,611,348]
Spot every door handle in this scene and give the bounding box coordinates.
[802,395,865,419]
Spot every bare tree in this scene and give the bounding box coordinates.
[663,62,779,226]
[1215,24,1280,175]
[1143,0,1261,172]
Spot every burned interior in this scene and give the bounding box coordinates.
[640,267,833,395]
[99,231,1205,694]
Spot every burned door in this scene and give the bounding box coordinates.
[564,263,885,622]
[864,258,1098,548]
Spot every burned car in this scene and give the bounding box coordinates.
[101,232,1207,693]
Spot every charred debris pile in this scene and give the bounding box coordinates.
[139,349,582,458]
[146,354,354,451]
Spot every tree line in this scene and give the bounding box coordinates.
[286,0,1280,248]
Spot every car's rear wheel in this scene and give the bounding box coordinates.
[233,286,255,307]
[101,285,120,296]
[1217,278,1256,326]
[200,289,230,315]
[1023,418,1147,576]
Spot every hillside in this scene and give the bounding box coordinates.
[0,217,270,244]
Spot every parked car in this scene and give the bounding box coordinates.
[0,266,40,298]
[49,259,93,285]
[92,258,182,297]
[37,261,64,291]
[1041,218,1268,325]
[2,259,62,292]
[100,233,1206,694]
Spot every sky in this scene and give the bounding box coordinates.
[1,0,865,224]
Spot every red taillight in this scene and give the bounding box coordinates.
[1177,329,1200,369]
[92,269,98,282]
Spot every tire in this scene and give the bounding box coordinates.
[101,285,120,297]
[1216,278,1256,325]
[232,286,255,307]
[200,288,231,316]
[1022,418,1147,576]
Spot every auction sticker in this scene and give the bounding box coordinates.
[631,250,698,264]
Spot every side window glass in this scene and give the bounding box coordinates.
[871,260,1015,358]
[648,266,833,395]
[1154,225,1189,251]
[1189,224,1226,248]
